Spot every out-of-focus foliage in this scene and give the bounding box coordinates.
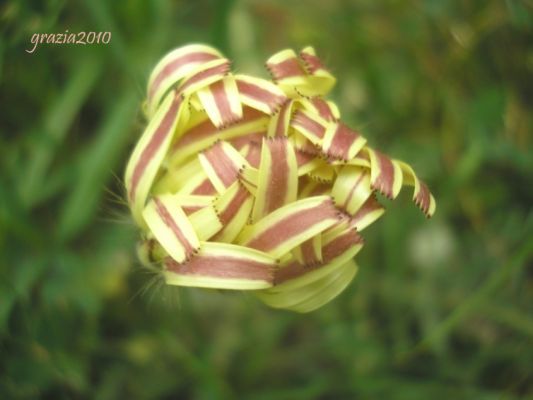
[0,0,531,398]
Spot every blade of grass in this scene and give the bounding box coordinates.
[80,0,140,82]
[210,0,236,55]
[412,237,533,353]
[56,89,139,241]
[20,55,103,207]
[481,302,533,338]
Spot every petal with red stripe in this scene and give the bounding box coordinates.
[197,76,243,128]
[295,149,322,176]
[331,166,373,215]
[292,234,322,266]
[365,147,403,199]
[397,161,437,217]
[199,140,249,193]
[164,242,275,290]
[266,49,307,83]
[239,142,262,167]
[238,196,339,258]
[266,99,296,137]
[146,44,223,117]
[322,122,366,161]
[271,226,363,290]
[125,91,187,225]
[235,74,287,115]
[168,107,268,165]
[252,137,298,222]
[300,97,340,122]
[143,194,200,263]
[213,181,254,243]
[291,131,321,155]
[178,58,231,96]
[298,46,336,96]
[349,195,385,231]
[291,109,328,145]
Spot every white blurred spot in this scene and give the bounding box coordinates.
[409,222,456,269]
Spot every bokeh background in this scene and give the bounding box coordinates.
[1,0,532,398]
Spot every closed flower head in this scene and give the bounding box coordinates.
[125,44,436,312]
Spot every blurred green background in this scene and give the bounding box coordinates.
[1,0,532,398]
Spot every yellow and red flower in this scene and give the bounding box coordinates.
[125,44,436,312]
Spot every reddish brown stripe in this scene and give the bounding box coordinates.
[373,151,395,198]
[292,111,326,139]
[328,123,361,160]
[130,94,182,201]
[173,107,264,150]
[166,255,273,281]
[274,258,332,284]
[296,140,320,155]
[295,149,314,167]
[246,200,337,252]
[275,101,291,136]
[237,80,286,112]
[204,142,240,187]
[182,205,204,215]
[211,80,240,126]
[218,184,250,224]
[350,196,382,226]
[274,260,306,283]
[154,198,196,255]
[342,172,365,211]
[192,178,216,195]
[299,52,325,74]
[267,58,305,81]
[300,238,319,265]
[178,61,229,94]
[415,181,431,215]
[311,98,334,121]
[322,230,363,263]
[148,52,218,102]
[243,142,262,167]
[263,139,289,214]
